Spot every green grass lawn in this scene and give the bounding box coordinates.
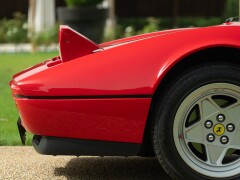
[0,52,58,145]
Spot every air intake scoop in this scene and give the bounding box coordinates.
[59,25,100,62]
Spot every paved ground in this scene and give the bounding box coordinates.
[0,146,171,180]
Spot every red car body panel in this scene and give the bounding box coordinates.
[100,28,194,47]
[13,97,151,143]
[10,22,240,144]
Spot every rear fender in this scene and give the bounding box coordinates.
[151,25,240,92]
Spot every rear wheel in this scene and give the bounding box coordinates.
[152,63,240,179]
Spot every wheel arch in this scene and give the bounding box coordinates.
[140,45,240,156]
[154,45,240,96]
[153,45,240,93]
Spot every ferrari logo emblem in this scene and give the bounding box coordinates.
[213,124,225,136]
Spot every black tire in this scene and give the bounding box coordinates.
[152,63,240,180]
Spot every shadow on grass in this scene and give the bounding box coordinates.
[54,157,171,180]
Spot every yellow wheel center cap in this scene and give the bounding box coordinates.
[213,124,225,136]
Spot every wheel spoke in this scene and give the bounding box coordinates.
[224,103,240,125]
[185,122,204,144]
[205,144,227,165]
[197,102,203,121]
[224,101,240,111]
[201,98,220,119]
[230,129,240,150]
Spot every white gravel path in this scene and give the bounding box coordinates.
[0,146,171,180]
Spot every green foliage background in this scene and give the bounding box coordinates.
[65,0,103,7]
[0,52,57,145]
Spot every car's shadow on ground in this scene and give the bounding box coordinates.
[54,157,172,180]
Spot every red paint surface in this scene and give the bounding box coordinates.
[100,28,194,47]
[13,23,240,97]
[14,97,151,143]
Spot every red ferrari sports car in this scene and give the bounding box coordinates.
[10,19,240,179]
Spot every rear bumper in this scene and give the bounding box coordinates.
[33,135,141,156]
[13,97,151,143]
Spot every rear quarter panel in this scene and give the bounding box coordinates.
[15,24,240,97]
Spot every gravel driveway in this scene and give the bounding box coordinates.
[0,146,171,180]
